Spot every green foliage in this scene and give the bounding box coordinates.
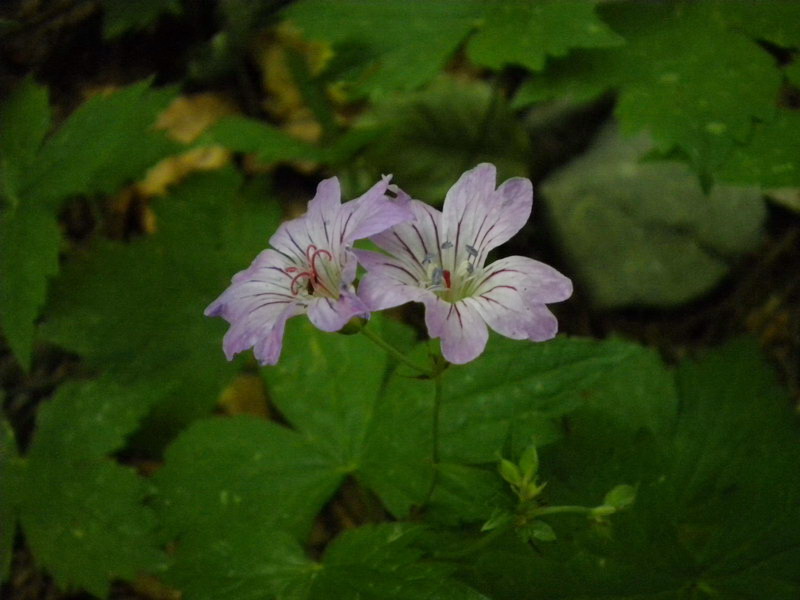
[0,418,17,581]
[283,0,479,98]
[466,339,800,599]
[154,416,342,542]
[715,110,800,188]
[361,76,531,203]
[202,115,325,163]
[24,82,177,204]
[467,0,622,72]
[0,79,58,368]
[167,523,489,600]
[42,170,282,446]
[517,0,795,184]
[359,335,642,516]
[103,0,181,39]
[541,125,765,308]
[0,80,177,368]
[12,378,164,597]
[284,0,620,98]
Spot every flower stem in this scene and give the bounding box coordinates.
[360,326,433,376]
[532,505,593,518]
[420,372,444,506]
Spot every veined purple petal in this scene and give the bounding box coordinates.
[307,177,342,217]
[307,288,370,332]
[207,174,408,366]
[221,298,301,362]
[423,296,489,364]
[441,163,533,263]
[338,175,413,244]
[356,262,430,312]
[252,303,305,365]
[370,199,443,278]
[477,256,573,304]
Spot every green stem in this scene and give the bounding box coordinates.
[532,505,592,518]
[420,372,444,506]
[360,327,433,376]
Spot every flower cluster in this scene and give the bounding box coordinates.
[206,164,572,365]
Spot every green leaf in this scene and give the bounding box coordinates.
[499,459,523,486]
[541,124,765,308]
[262,315,398,466]
[23,81,178,206]
[361,76,531,204]
[103,0,181,39]
[0,78,55,368]
[359,335,645,516]
[168,522,489,600]
[0,203,60,368]
[715,110,800,187]
[154,416,343,542]
[517,1,783,181]
[283,0,480,98]
[15,378,164,597]
[602,484,636,511]
[0,418,17,581]
[716,0,800,49]
[165,524,316,600]
[429,463,513,526]
[41,169,282,445]
[467,0,623,72]
[202,115,325,163]
[518,443,539,481]
[524,520,556,543]
[466,339,800,599]
[308,524,490,600]
[0,77,50,205]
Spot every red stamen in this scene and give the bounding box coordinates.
[287,246,335,296]
[443,270,452,288]
[290,271,313,295]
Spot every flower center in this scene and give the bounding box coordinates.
[285,245,338,298]
[423,242,482,302]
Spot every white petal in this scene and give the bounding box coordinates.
[441,164,533,266]
[307,288,370,332]
[357,270,430,311]
[423,296,489,364]
[370,199,443,277]
[476,256,572,304]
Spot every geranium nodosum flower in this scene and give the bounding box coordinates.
[356,164,572,364]
[205,175,412,365]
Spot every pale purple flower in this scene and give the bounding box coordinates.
[205,175,411,365]
[356,164,572,364]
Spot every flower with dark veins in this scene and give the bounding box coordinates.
[356,164,573,364]
[205,175,412,365]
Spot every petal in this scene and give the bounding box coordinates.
[307,287,370,332]
[476,256,573,304]
[370,199,443,278]
[357,269,430,311]
[423,296,489,364]
[205,250,295,320]
[269,180,343,260]
[467,293,559,342]
[307,177,342,217]
[355,249,423,287]
[253,303,306,365]
[441,163,533,265]
[221,298,302,361]
[337,176,413,244]
[522,304,559,341]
